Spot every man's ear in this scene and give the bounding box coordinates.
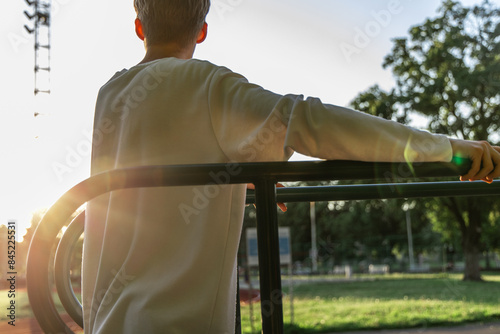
[135,18,145,41]
[196,22,208,44]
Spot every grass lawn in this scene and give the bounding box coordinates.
[1,273,500,333]
[240,273,500,333]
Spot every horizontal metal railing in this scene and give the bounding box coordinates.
[26,160,500,334]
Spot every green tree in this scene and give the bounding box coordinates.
[351,0,500,280]
[241,182,442,275]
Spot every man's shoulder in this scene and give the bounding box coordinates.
[102,58,232,89]
[136,57,229,75]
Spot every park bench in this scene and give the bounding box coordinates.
[331,265,352,278]
[26,160,500,334]
[409,264,431,273]
[368,264,390,274]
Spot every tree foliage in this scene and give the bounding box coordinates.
[238,1,500,280]
[240,186,443,274]
[384,0,500,141]
[350,0,500,281]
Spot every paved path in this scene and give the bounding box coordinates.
[333,322,500,334]
[1,317,499,333]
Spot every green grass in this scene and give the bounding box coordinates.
[240,273,500,333]
[2,273,500,333]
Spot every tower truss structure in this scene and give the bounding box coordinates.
[24,0,52,95]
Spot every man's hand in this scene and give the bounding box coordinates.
[450,139,500,183]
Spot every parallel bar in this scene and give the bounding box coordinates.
[254,179,284,334]
[245,180,500,204]
[26,160,477,334]
[66,160,470,189]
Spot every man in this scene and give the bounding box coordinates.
[83,1,500,333]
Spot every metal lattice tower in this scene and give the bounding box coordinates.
[24,0,52,95]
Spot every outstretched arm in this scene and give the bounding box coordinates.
[450,139,500,183]
[207,67,500,184]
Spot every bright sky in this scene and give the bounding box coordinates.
[1,0,497,238]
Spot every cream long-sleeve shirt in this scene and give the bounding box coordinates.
[83,58,452,333]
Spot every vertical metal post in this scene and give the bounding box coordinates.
[235,271,242,334]
[254,179,284,334]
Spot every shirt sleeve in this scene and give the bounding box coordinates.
[207,66,452,164]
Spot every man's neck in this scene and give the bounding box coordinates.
[139,42,196,64]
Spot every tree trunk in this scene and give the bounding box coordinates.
[463,245,482,281]
[443,197,483,281]
[462,199,483,281]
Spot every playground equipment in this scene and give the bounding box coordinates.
[27,160,500,333]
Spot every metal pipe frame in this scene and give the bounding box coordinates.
[53,212,85,329]
[26,160,500,334]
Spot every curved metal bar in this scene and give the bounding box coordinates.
[26,160,471,333]
[54,211,85,328]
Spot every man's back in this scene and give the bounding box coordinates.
[84,58,264,333]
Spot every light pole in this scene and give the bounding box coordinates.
[310,202,318,273]
[403,201,416,271]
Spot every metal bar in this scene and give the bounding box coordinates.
[245,180,500,204]
[235,275,242,334]
[51,160,469,190]
[254,179,284,334]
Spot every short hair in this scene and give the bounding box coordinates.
[134,0,210,47]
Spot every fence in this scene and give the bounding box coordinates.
[26,159,500,333]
